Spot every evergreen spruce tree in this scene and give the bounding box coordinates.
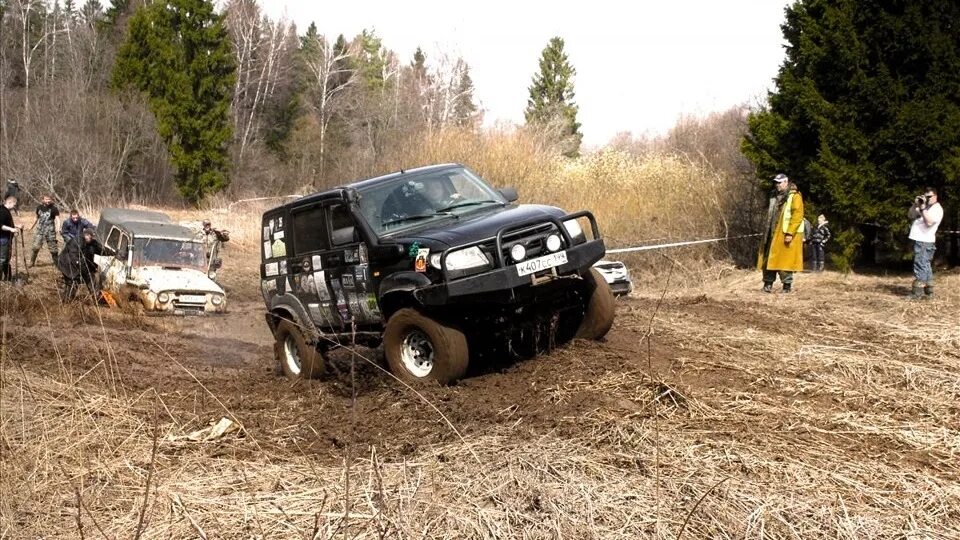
[454,63,478,127]
[743,0,960,262]
[112,0,236,204]
[525,36,582,156]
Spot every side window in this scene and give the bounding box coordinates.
[117,234,130,260]
[105,227,122,253]
[329,204,357,246]
[292,206,329,254]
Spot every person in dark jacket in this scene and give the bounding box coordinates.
[60,209,95,244]
[1,196,23,281]
[58,228,102,299]
[808,214,831,272]
[3,180,19,215]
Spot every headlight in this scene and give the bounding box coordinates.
[430,253,442,270]
[545,234,562,252]
[208,270,217,280]
[211,295,223,305]
[444,246,490,271]
[510,244,527,262]
[158,292,170,303]
[563,219,585,242]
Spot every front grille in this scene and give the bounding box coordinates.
[500,223,563,263]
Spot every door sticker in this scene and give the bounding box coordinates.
[312,255,323,270]
[313,270,328,300]
[271,238,286,258]
[279,260,288,275]
[331,279,350,323]
[261,279,278,302]
[262,226,271,241]
[414,248,429,273]
[263,241,272,259]
[264,262,279,277]
[342,273,355,288]
[344,249,358,264]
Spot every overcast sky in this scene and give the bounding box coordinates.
[261,0,792,147]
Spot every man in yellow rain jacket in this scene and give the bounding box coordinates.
[758,173,805,293]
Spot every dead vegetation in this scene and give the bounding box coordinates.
[2,238,958,538]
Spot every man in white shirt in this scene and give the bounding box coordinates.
[907,187,943,299]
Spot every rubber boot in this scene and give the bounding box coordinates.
[50,251,58,266]
[907,280,924,300]
[782,283,792,293]
[924,283,934,299]
[762,283,773,293]
[29,248,39,267]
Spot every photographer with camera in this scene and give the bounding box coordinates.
[906,187,943,299]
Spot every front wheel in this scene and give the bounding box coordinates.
[273,320,325,380]
[383,309,468,385]
[575,268,616,340]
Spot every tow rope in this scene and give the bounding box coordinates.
[605,233,762,254]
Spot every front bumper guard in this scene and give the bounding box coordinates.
[416,211,605,305]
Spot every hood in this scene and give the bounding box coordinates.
[394,204,566,249]
[134,266,224,294]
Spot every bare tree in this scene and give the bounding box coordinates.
[301,32,358,184]
[10,0,65,122]
[225,0,295,161]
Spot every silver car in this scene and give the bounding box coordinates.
[592,260,633,296]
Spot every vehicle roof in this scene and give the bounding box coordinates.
[99,208,172,226]
[277,163,463,211]
[97,208,195,240]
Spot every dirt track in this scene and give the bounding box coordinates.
[2,241,959,538]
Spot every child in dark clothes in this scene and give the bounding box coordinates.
[809,214,831,272]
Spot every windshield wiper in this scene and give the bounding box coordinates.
[381,212,454,228]
[436,199,503,212]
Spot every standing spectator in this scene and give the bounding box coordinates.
[60,209,95,245]
[906,187,943,299]
[757,173,805,293]
[195,219,229,251]
[808,214,831,272]
[1,196,23,281]
[30,195,60,267]
[3,180,19,215]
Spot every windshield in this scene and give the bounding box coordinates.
[357,166,505,236]
[133,238,206,270]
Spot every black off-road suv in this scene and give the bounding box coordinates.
[260,164,614,384]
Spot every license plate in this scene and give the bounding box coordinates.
[178,294,207,304]
[516,251,568,276]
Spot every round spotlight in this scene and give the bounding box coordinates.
[545,234,562,252]
[211,295,222,306]
[510,244,527,262]
[158,292,170,303]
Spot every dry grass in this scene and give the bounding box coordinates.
[2,267,958,538]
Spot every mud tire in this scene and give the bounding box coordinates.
[274,320,325,380]
[575,268,616,340]
[384,308,468,385]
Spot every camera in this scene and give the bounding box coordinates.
[915,195,928,205]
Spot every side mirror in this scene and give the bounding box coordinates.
[369,243,406,264]
[332,225,359,246]
[213,258,223,270]
[499,186,519,203]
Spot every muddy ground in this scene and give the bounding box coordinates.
[2,239,959,538]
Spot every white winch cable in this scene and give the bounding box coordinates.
[605,233,762,254]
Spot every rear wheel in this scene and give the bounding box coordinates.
[576,268,616,340]
[384,308,468,385]
[273,319,325,379]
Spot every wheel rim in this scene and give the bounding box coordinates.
[400,329,434,378]
[283,335,301,376]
